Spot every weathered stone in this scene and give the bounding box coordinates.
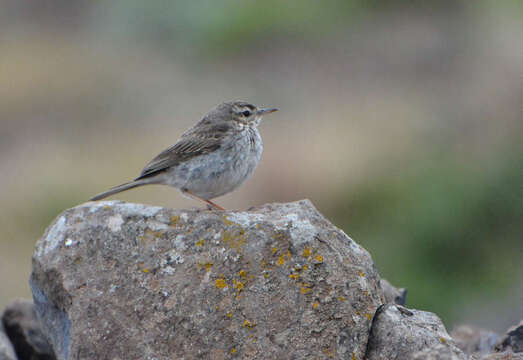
[1,299,55,360]
[0,323,17,360]
[479,352,523,360]
[411,344,468,360]
[451,325,501,356]
[379,279,407,306]
[30,200,384,360]
[496,321,523,353]
[365,304,467,360]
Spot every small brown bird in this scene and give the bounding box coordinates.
[90,100,278,210]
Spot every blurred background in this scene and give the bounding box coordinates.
[1,1,522,332]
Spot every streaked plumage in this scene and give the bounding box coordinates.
[90,100,277,210]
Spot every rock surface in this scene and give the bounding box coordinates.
[497,321,523,353]
[31,200,384,360]
[1,299,55,360]
[365,304,467,360]
[451,325,501,356]
[0,323,17,360]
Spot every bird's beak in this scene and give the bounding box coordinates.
[258,107,278,115]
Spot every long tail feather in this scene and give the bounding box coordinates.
[90,180,148,201]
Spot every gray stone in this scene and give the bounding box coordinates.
[496,321,523,353]
[451,325,501,356]
[30,200,384,360]
[1,299,55,360]
[380,279,407,306]
[365,304,467,360]
[0,323,17,360]
[480,353,523,360]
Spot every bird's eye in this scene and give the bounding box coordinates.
[241,110,251,117]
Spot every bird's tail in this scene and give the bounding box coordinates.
[89,180,149,201]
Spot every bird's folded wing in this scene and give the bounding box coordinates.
[135,123,232,180]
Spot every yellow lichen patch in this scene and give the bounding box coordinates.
[356,310,361,315]
[286,250,291,259]
[204,262,213,272]
[230,347,236,354]
[222,230,245,253]
[358,270,365,277]
[215,278,227,289]
[142,268,149,273]
[234,281,244,293]
[364,290,369,296]
[313,301,319,309]
[364,313,372,320]
[440,337,447,344]
[195,239,204,247]
[243,319,256,329]
[289,273,300,280]
[238,269,247,278]
[222,216,237,226]
[264,273,269,279]
[215,305,219,311]
[302,264,309,271]
[301,287,311,295]
[169,215,180,226]
[302,247,311,257]
[261,259,267,267]
[338,296,347,301]
[272,247,278,255]
[352,353,357,360]
[277,255,285,266]
[255,224,260,229]
[315,255,324,263]
[104,205,111,210]
[227,312,232,319]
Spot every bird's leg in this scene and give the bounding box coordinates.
[182,190,226,211]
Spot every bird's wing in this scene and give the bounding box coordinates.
[135,122,232,180]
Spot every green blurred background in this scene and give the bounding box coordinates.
[1,1,521,332]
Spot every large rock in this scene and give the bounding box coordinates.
[451,325,501,356]
[1,299,55,360]
[30,200,384,360]
[365,304,467,360]
[0,323,17,360]
[496,321,523,353]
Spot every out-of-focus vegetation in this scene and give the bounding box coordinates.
[1,0,521,331]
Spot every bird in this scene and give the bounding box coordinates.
[90,100,278,210]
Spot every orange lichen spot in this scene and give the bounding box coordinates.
[104,205,111,210]
[302,264,309,271]
[352,353,356,360]
[230,347,236,354]
[243,319,256,329]
[364,313,373,320]
[255,224,260,229]
[289,273,300,280]
[234,281,244,293]
[227,312,232,319]
[277,255,285,266]
[322,348,335,358]
[313,301,319,309]
[302,247,311,257]
[222,230,245,253]
[204,262,213,272]
[215,278,227,289]
[264,273,269,279]
[315,255,323,263]
[358,270,365,277]
[169,215,180,226]
[440,337,447,344]
[356,310,361,315]
[239,269,247,278]
[272,247,278,255]
[195,239,204,247]
[338,296,347,301]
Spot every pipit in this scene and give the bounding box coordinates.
[90,100,278,210]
